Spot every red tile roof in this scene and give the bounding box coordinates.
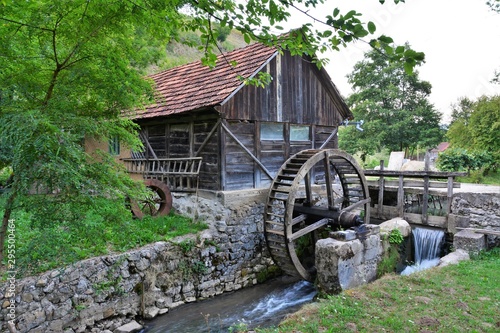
[131,43,278,119]
[433,142,450,152]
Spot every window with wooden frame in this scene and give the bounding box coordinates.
[260,123,284,141]
[290,125,310,141]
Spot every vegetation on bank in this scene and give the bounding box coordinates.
[0,195,207,278]
[254,248,500,333]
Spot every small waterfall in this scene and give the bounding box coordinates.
[401,227,444,275]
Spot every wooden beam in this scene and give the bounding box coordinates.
[319,127,339,149]
[194,119,221,157]
[364,169,467,178]
[397,175,404,217]
[447,176,454,216]
[221,122,273,179]
[377,160,384,218]
[366,180,461,188]
[289,218,329,242]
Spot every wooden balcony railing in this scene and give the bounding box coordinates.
[121,157,202,192]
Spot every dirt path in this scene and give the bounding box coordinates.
[455,183,500,194]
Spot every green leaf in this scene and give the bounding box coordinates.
[384,45,394,55]
[378,35,394,44]
[367,21,376,34]
[333,8,340,17]
[404,61,413,74]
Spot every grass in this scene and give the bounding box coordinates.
[256,248,500,333]
[457,170,500,185]
[1,195,207,278]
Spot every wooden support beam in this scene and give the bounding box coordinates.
[221,122,273,179]
[447,176,454,215]
[397,175,404,217]
[195,119,221,157]
[421,153,430,225]
[377,160,385,218]
[319,127,339,149]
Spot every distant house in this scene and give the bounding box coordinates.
[99,42,353,192]
[429,142,450,162]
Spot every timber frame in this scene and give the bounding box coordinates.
[119,42,353,192]
[364,158,467,228]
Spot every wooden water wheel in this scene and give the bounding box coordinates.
[130,179,172,218]
[264,149,370,281]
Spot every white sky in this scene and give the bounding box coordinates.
[284,0,500,124]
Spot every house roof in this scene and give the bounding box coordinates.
[132,42,278,119]
[432,142,450,152]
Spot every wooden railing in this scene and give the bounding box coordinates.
[364,166,466,228]
[121,157,202,192]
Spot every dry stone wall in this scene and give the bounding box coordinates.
[1,191,275,333]
[315,225,382,295]
[450,192,500,247]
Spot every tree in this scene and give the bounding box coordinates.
[0,0,177,266]
[446,95,500,169]
[339,44,443,161]
[0,0,425,266]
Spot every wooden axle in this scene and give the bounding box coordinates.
[293,203,363,228]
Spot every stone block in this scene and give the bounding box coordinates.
[330,230,357,241]
[113,320,143,333]
[438,249,470,267]
[365,224,380,235]
[453,229,486,254]
[387,151,405,170]
[447,214,470,233]
[379,218,412,237]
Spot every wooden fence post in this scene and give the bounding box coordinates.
[397,175,404,217]
[422,152,430,224]
[377,160,384,218]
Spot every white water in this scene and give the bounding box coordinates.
[143,279,316,332]
[401,227,445,276]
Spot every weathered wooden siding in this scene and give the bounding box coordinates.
[193,119,221,191]
[314,125,338,149]
[137,113,221,191]
[221,120,340,190]
[131,51,350,192]
[223,121,255,190]
[219,52,349,126]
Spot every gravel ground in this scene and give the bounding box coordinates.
[455,183,500,194]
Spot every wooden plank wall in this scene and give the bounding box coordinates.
[223,120,339,190]
[223,121,256,190]
[194,120,220,191]
[139,115,221,191]
[220,53,347,126]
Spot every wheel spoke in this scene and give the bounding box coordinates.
[289,218,329,242]
[264,149,370,281]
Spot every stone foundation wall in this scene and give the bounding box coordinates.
[450,192,500,247]
[1,190,275,333]
[315,225,382,295]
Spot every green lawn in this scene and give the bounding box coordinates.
[1,195,207,278]
[256,248,500,333]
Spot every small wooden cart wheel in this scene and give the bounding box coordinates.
[130,179,172,219]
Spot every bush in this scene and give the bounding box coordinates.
[437,148,496,173]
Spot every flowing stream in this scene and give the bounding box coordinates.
[142,278,316,333]
[401,227,445,275]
